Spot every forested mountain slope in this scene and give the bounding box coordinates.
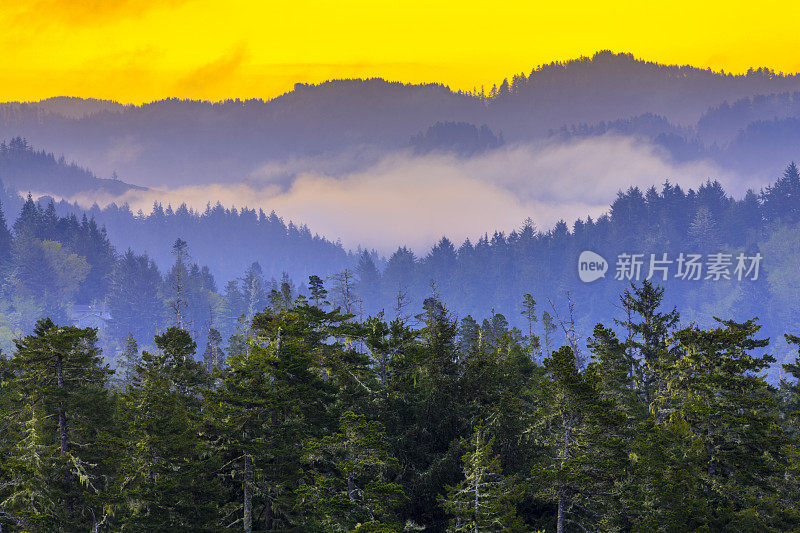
[4,52,800,189]
[1,160,799,380]
[0,137,142,196]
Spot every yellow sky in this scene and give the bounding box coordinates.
[2,0,799,104]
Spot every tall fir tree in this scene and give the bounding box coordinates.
[299,411,405,532]
[652,319,796,530]
[3,319,115,531]
[439,426,525,533]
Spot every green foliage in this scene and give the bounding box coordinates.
[107,250,164,344]
[114,326,215,531]
[9,238,89,322]
[439,427,525,532]
[299,411,405,531]
[780,334,800,438]
[652,318,795,530]
[531,345,627,532]
[1,319,114,532]
[1,286,800,532]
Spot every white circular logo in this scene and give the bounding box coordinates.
[578,251,608,282]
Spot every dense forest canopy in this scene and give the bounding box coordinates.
[6,30,800,533]
[1,279,800,531]
[0,155,799,382]
[3,51,800,531]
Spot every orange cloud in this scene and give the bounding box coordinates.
[172,45,248,99]
[11,0,192,26]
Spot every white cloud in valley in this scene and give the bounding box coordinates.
[61,135,740,254]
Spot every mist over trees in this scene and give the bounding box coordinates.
[1,52,800,531]
[0,159,799,382]
[4,52,800,192]
[0,137,140,196]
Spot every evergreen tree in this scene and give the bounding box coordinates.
[202,328,225,371]
[204,307,344,531]
[531,346,626,533]
[268,272,295,312]
[780,334,800,439]
[688,206,720,253]
[356,250,382,314]
[652,319,795,530]
[299,411,405,532]
[9,238,89,324]
[520,293,538,344]
[72,215,116,304]
[440,426,525,533]
[3,319,114,531]
[118,332,139,387]
[241,262,268,320]
[168,238,190,330]
[0,198,13,263]
[615,280,680,406]
[541,311,556,357]
[12,194,39,239]
[762,162,800,223]
[308,275,328,308]
[116,327,214,531]
[220,278,247,333]
[107,249,164,345]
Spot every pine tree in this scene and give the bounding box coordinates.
[615,280,680,407]
[653,319,793,530]
[688,206,720,253]
[299,411,405,532]
[531,346,626,533]
[308,275,328,308]
[587,323,663,530]
[440,426,525,533]
[356,250,382,314]
[119,332,139,387]
[202,328,225,371]
[268,272,295,312]
[205,307,344,531]
[12,194,39,239]
[541,311,556,357]
[390,297,470,529]
[0,198,13,263]
[241,262,268,320]
[762,161,800,223]
[520,294,538,349]
[780,334,800,438]
[221,278,248,332]
[4,319,114,531]
[781,334,800,526]
[116,327,214,530]
[107,249,164,344]
[168,238,190,329]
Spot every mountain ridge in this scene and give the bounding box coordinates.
[2,51,800,193]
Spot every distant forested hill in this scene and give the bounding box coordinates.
[3,51,800,189]
[558,92,800,178]
[1,160,800,382]
[0,136,143,196]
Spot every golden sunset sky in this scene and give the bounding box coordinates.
[2,0,799,104]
